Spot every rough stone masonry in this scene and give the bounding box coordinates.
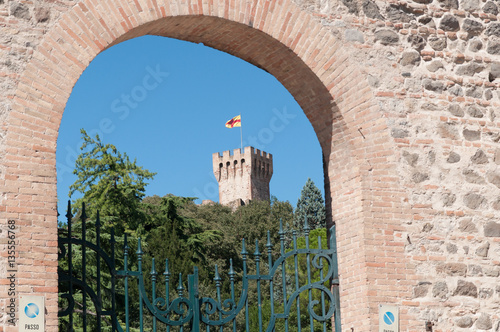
[0,0,500,331]
[213,146,273,206]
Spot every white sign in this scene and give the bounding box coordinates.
[379,304,399,332]
[19,296,44,332]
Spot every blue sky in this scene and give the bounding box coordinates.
[56,35,323,208]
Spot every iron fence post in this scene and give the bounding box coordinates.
[188,267,200,332]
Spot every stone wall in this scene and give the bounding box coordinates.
[297,0,500,329]
[0,0,499,331]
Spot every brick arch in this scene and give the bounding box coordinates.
[3,0,414,331]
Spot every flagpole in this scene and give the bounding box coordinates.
[240,114,243,152]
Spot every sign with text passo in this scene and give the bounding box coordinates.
[19,296,45,332]
[379,304,399,332]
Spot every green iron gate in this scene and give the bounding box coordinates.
[58,202,341,331]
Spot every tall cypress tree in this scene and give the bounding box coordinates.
[294,178,326,230]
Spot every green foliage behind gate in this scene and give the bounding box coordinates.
[58,202,341,331]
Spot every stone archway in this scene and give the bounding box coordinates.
[1,1,415,330]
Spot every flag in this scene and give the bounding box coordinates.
[225,115,241,128]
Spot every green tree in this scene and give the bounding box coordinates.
[140,195,222,276]
[62,129,156,330]
[189,198,294,275]
[294,178,326,231]
[69,129,156,234]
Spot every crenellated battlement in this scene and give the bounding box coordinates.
[213,146,272,161]
[212,146,273,206]
[213,146,273,181]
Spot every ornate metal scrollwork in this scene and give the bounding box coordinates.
[59,202,341,332]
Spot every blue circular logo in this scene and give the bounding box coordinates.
[24,303,39,319]
[383,311,395,325]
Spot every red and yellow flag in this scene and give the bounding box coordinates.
[225,115,241,128]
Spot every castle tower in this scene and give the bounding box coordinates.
[212,146,273,206]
